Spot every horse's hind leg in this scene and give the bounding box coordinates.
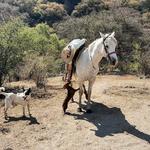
[86,79,95,113]
[83,84,88,100]
[78,84,84,112]
[71,97,74,103]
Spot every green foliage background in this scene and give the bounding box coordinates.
[0,0,150,86]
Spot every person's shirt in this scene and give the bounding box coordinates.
[61,39,86,64]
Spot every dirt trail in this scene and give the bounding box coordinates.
[0,75,150,150]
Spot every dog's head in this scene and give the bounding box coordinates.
[24,88,32,96]
[63,83,71,89]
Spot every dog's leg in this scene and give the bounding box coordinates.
[4,107,8,120]
[71,88,79,103]
[27,102,31,117]
[4,99,9,120]
[71,97,74,103]
[22,106,25,117]
[70,83,75,103]
[63,91,74,113]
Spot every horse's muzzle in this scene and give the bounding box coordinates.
[110,57,118,66]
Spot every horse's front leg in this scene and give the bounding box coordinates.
[78,84,84,112]
[86,79,95,113]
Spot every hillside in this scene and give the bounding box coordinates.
[0,0,149,86]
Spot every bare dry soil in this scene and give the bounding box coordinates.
[0,75,150,150]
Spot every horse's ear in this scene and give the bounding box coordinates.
[111,31,115,37]
[99,32,105,38]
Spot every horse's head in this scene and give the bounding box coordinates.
[100,32,118,66]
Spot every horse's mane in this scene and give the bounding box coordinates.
[88,38,103,53]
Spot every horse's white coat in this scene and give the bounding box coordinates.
[74,32,118,111]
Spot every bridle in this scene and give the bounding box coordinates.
[90,34,117,70]
[103,34,116,61]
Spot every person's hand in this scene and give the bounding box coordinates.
[66,46,71,58]
[66,50,71,58]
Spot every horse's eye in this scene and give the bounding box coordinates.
[105,45,109,49]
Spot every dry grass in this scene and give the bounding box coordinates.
[0,75,150,150]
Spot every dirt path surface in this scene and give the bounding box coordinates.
[0,75,150,150]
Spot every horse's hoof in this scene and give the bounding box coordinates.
[64,112,71,115]
[77,108,82,112]
[86,109,92,113]
[22,115,26,118]
[63,108,66,114]
[4,116,8,120]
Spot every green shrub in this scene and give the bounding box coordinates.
[72,0,107,17]
[33,2,67,25]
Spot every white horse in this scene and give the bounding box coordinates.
[74,32,118,113]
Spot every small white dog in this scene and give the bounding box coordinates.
[0,87,32,120]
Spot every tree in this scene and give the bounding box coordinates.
[0,2,21,23]
[33,2,67,25]
[0,18,25,85]
[139,0,150,13]
[15,23,66,87]
[72,0,107,17]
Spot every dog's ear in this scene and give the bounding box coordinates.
[24,88,32,95]
[63,83,70,89]
[63,84,67,89]
[28,88,32,94]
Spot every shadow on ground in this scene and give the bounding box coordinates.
[67,101,150,143]
[4,115,40,125]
